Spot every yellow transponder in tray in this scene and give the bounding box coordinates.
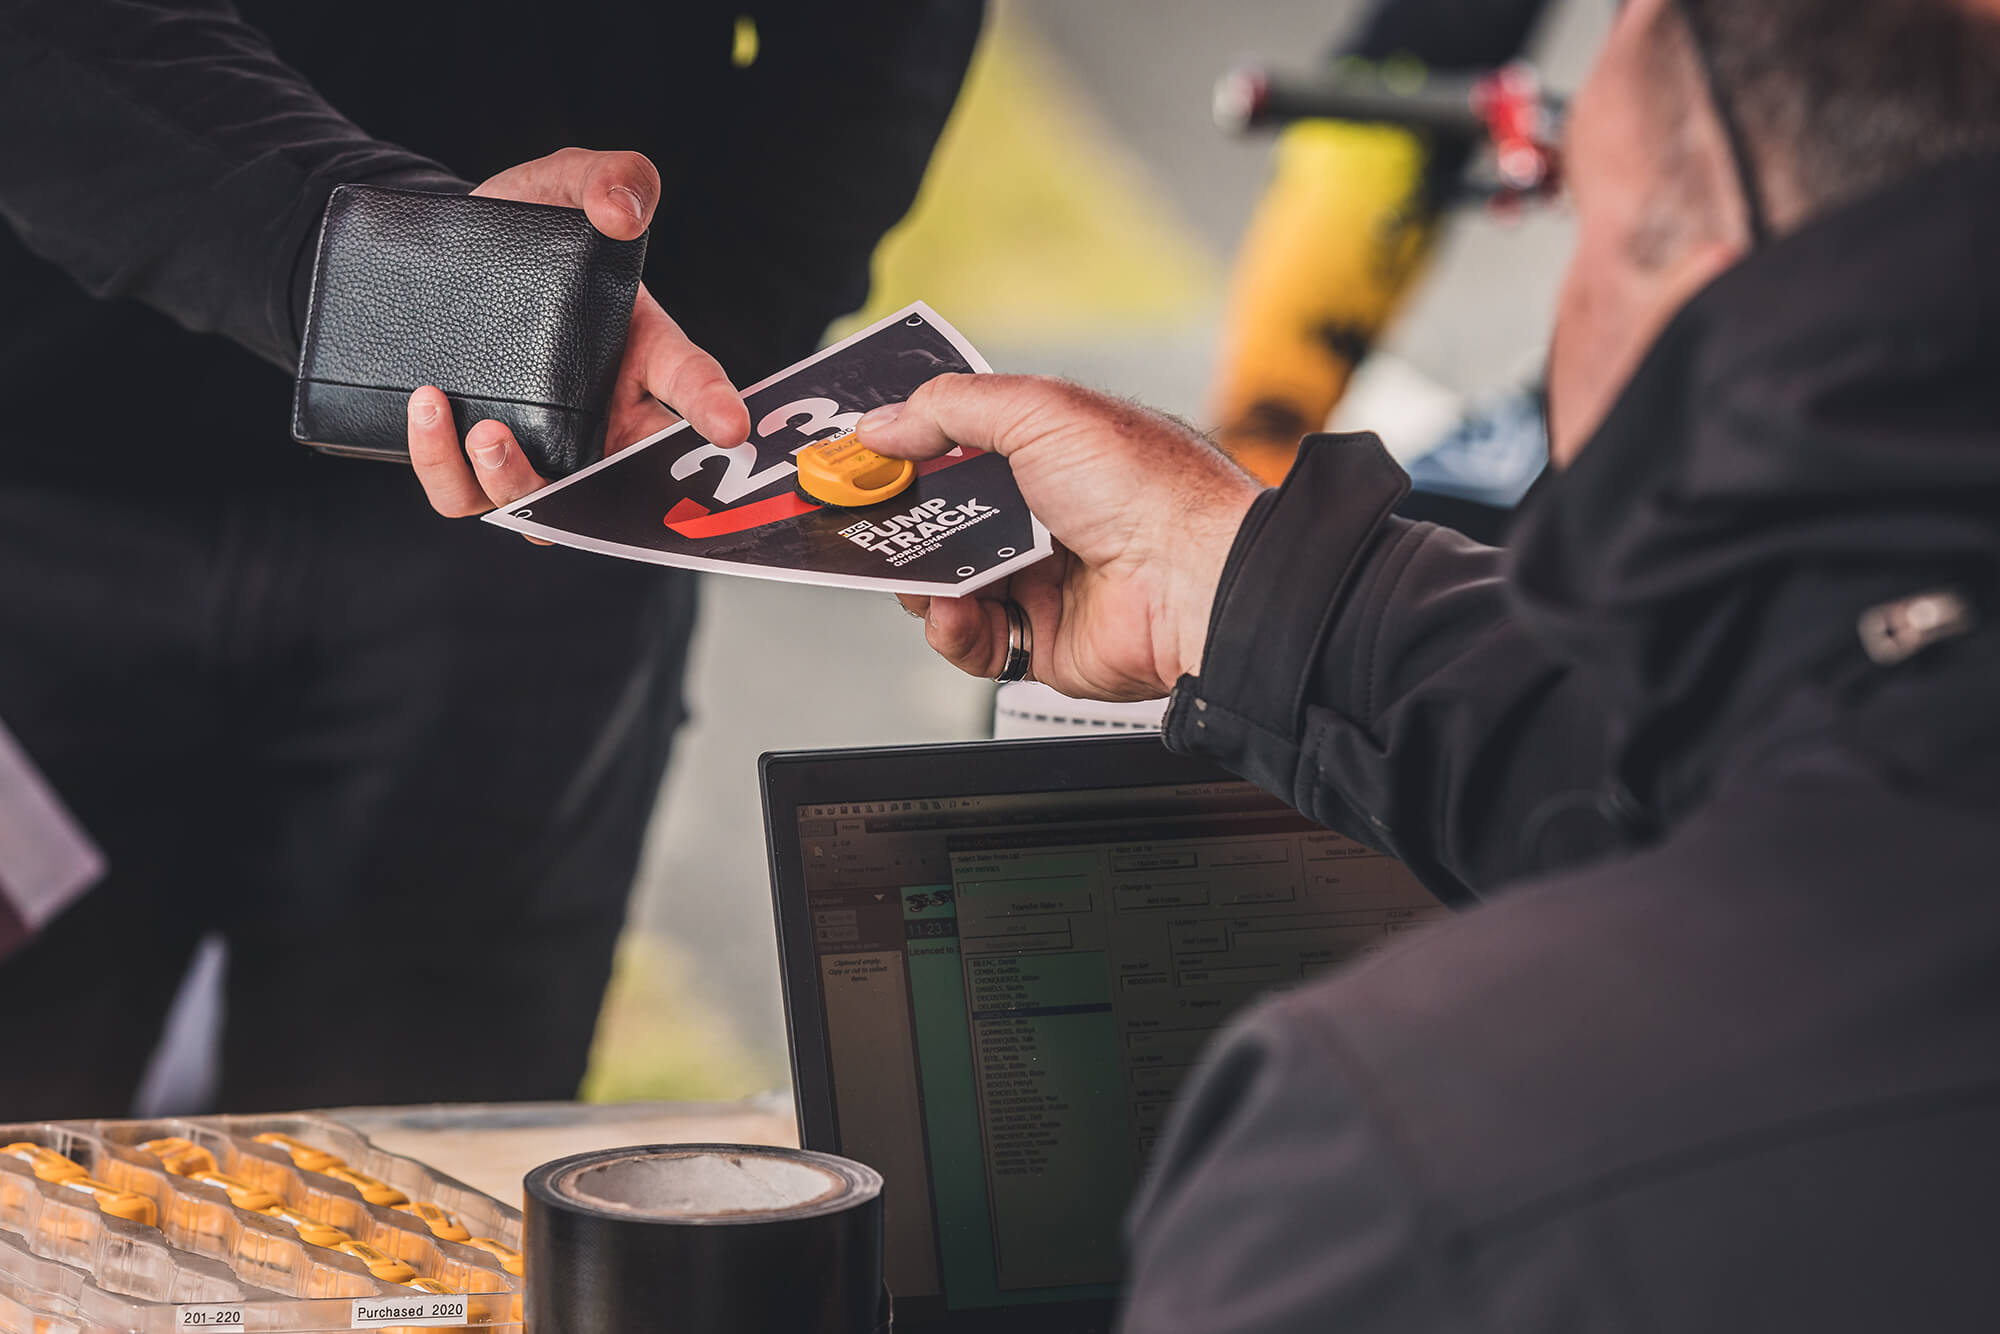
[62,1177,157,1227]
[253,1133,343,1173]
[3,1143,157,1227]
[258,1201,351,1248]
[1,1145,83,1185]
[333,1240,416,1285]
[322,1165,407,1208]
[140,1137,218,1178]
[187,1170,282,1213]
[396,1201,471,1242]
[460,1236,524,1277]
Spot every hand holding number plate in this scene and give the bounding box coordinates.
[668,397,866,504]
[486,304,1052,597]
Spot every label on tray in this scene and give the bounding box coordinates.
[175,1306,245,1329]
[350,1296,468,1328]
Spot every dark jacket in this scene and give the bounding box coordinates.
[1133,152,2000,1330]
[0,0,980,488]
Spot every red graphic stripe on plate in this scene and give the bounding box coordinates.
[916,448,974,477]
[666,491,822,538]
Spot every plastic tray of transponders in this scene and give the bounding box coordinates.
[0,1114,523,1334]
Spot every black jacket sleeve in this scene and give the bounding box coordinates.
[1163,434,1621,899]
[1120,999,1449,1334]
[0,0,464,371]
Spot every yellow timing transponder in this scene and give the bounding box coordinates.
[253,1132,408,1207]
[59,1177,158,1227]
[2,1144,84,1185]
[139,1137,219,1178]
[186,1170,283,1214]
[322,1165,407,1208]
[333,1240,417,1285]
[460,1236,524,1277]
[795,429,916,508]
[3,1143,157,1227]
[253,1134,344,1173]
[405,1278,457,1295]
[257,1202,352,1249]
[395,1201,471,1243]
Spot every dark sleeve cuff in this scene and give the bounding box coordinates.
[1164,432,1410,777]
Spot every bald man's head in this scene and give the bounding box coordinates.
[1671,0,2000,231]
[1544,0,2000,464]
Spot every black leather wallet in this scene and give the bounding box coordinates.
[291,185,646,478]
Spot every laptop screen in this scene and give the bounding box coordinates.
[779,756,1445,1326]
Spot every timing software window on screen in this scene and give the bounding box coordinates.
[797,782,1444,1308]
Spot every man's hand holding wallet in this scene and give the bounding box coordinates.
[290,147,752,518]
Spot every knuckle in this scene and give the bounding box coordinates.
[1046,376,1107,419]
[1007,379,1080,441]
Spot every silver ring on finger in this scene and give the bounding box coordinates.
[994,599,1034,683]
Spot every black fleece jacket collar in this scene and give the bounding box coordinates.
[1505,150,2000,824]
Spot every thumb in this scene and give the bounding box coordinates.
[472,148,660,241]
[857,373,1076,464]
[576,148,661,241]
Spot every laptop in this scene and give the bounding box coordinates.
[761,734,1455,1333]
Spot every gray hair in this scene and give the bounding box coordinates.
[1682,0,2000,223]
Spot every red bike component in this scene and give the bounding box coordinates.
[1472,63,1561,203]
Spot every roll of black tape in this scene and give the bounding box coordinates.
[524,1144,887,1334]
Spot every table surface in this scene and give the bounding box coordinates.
[329,1097,799,1208]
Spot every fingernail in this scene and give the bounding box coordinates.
[471,436,509,469]
[409,396,439,426]
[859,402,904,434]
[608,185,645,224]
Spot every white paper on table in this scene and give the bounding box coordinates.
[485,303,1052,597]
